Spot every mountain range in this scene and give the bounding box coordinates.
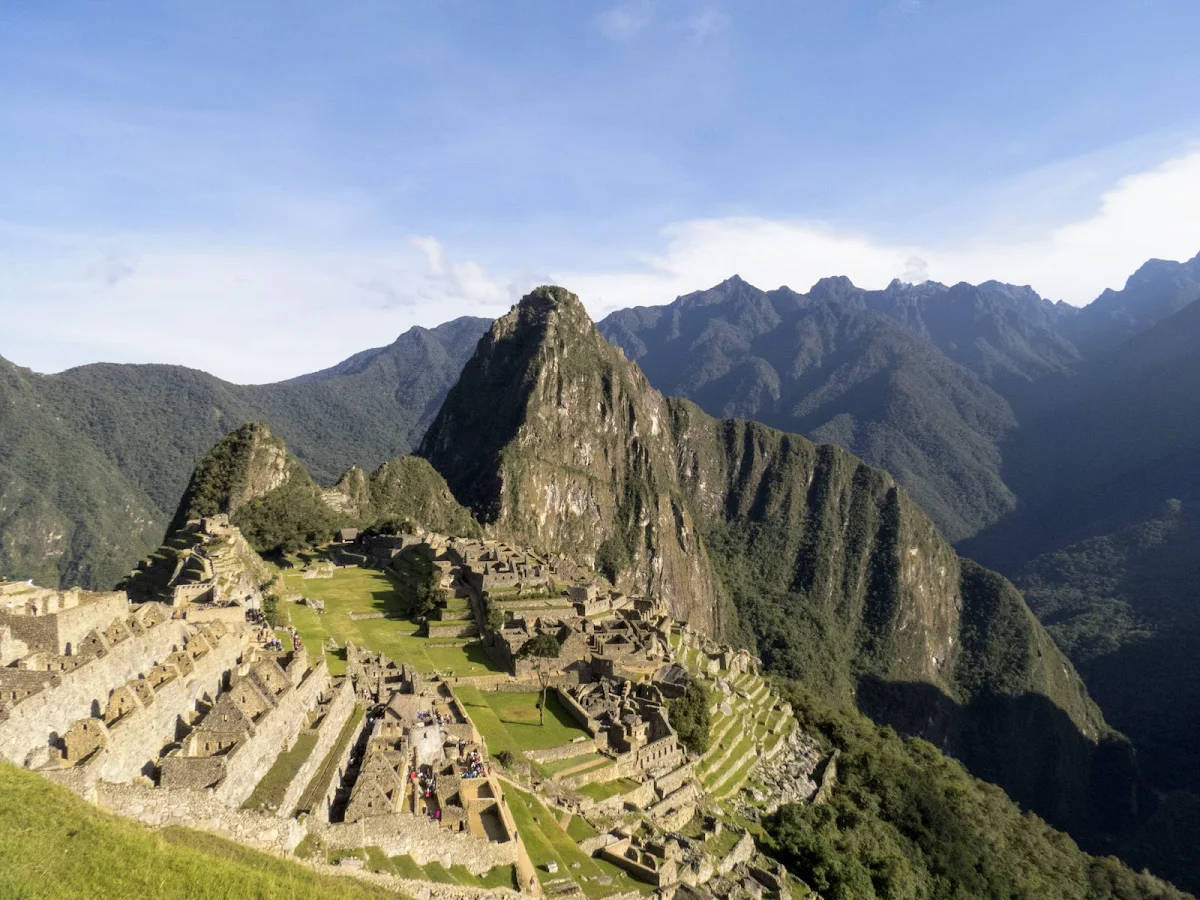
[125,286,1130,859]
[5,252,1200,887]
[0,316,488,589]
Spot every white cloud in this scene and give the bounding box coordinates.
[686,8,729,42]
[559,147,1200,313]
[595,2,654,40]
[4,149,1200,383]
[556,218,917,314]
[0,234,516,383]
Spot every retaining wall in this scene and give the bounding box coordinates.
[78,628,245,784]
[524,739,596,764]
[316,812,516,874]
[276,678,356,816]
[309,701,371,823]
[92,781,306,854]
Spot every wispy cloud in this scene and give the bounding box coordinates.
[4,149,1200,382]
[0,233,516,383]
[686,8,729,42]
[558,147,1200,313]
[595,2,654,40]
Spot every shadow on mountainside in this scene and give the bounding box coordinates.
[856,676,1138,845]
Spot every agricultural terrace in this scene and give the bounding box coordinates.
[275,565,504,677]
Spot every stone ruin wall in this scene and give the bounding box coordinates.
[308,701,372,824]
[0,616,191,768]
[553,685,600,737]
[212,658,332,807]
[0,625,25,667]
[315,811,517,875]
[653,760,696,797]
[524,738,598,764]
[91,780,306,855]
[275,676,356,818]
[71,625,247,786]
[0,590,128,656]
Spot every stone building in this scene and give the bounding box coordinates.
[158,647,331,804]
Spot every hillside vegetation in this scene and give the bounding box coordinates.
[418,285,1129,849]
[124,423,480,602]
[0,317,487,588]
[762,683,1186,900]
[0,761,395,899]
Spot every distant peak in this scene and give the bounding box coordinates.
[808,274,859,300]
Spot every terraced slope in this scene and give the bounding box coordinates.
[673,633,796,805]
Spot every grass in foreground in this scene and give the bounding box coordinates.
[0,761,393,900]
[278,566,503,677]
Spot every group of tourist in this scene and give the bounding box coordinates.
[410,766,443,822]
[416,708,448,727]
[461,747,488,779]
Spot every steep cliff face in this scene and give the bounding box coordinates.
[418,287,724,630]
[419,286,1126,839]
[669,404,962,686]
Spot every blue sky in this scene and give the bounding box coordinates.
[3,1,1200,381]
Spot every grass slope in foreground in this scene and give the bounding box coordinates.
[0,761,394,900]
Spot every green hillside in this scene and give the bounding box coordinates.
[0,761,395,900]
[763,683,1187,900]
[0,317,488,589]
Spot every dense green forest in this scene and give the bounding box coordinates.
[764,682,1187,899]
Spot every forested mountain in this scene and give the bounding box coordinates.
[599,276,1021,541]
[600,253,1200,890]
[0,317,488,589]
[8,254,1200,886]
[420,285,1133,846]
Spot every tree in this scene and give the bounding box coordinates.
[518,633,561,725]
[668,678,711,755]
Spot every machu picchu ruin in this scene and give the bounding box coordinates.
[4,282,1195,899]
[1,512,829,900]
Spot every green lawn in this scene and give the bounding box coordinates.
[502,785,652,898]
[242,732,318,810]
[577,778,640,803]
[277,566,503,677]
[0,761,393,900]
[565,814,599,842]
[453,687,590,760]
[542,751,606,777]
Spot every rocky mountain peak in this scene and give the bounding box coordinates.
[168,422,296,530]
